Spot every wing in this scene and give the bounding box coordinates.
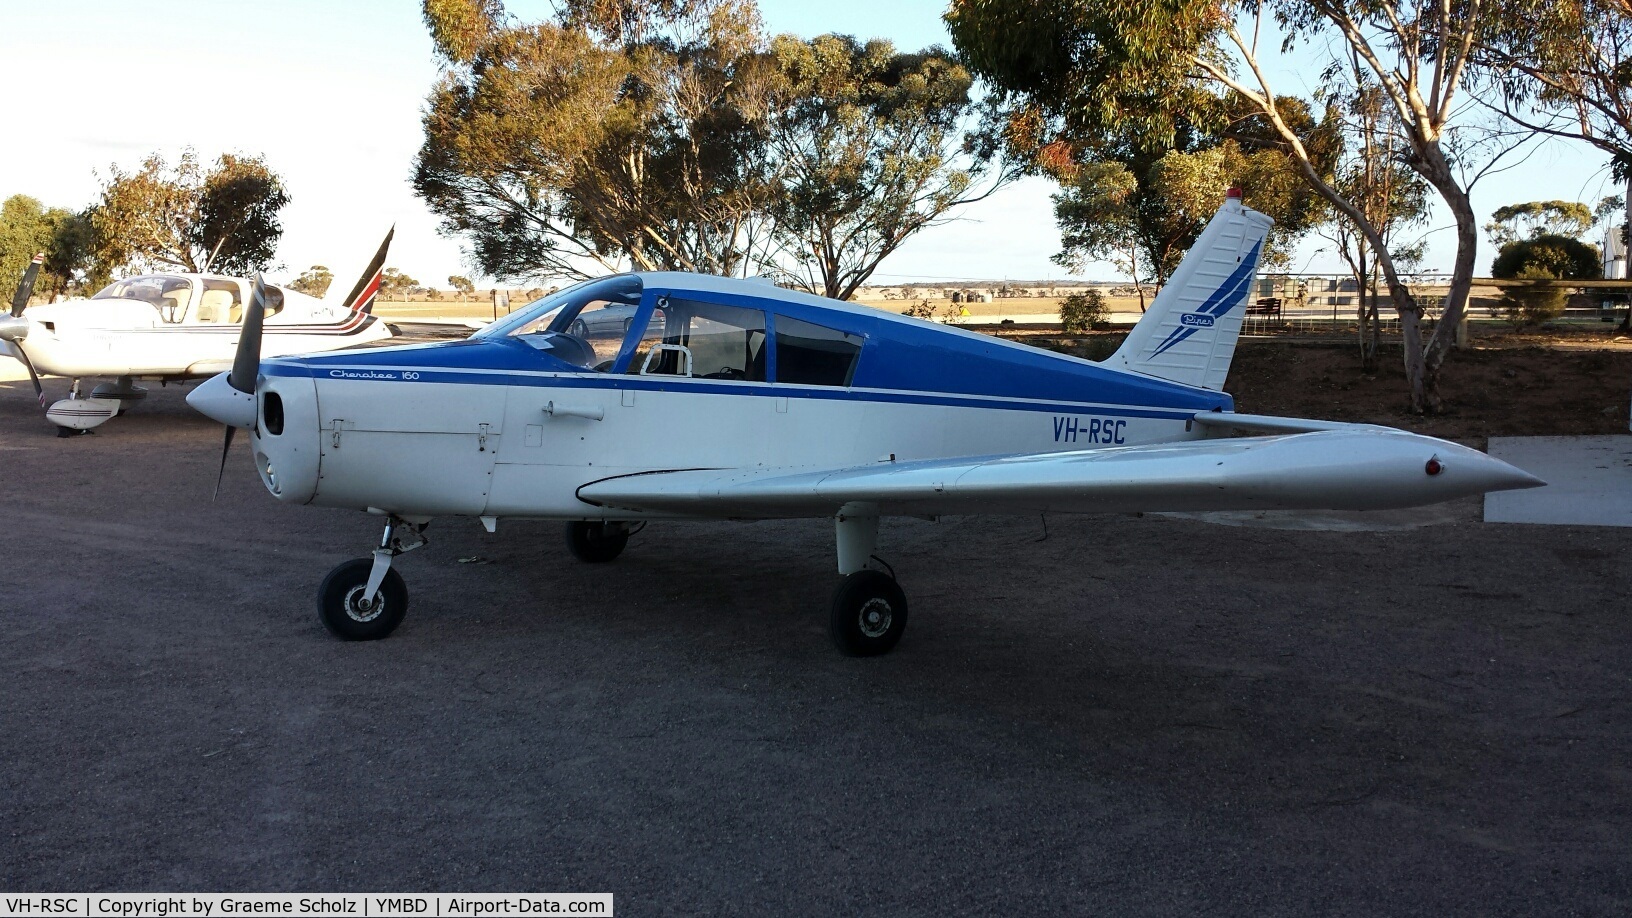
[577,428,1543,520]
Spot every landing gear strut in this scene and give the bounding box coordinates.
[829,503,908,656]
[317,516,429,640]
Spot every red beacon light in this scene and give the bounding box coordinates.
[1226,186,1244,200]
[1425,457,1444,476]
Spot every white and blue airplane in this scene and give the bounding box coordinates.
[189,190,1543,655]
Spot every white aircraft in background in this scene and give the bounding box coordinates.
[191,191,1543,655]
[0,230,393,436]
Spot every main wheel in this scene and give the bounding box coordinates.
[565,521,629,563]
[317,558,408,641]
[829,570,908,657]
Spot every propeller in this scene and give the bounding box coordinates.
[187,273,268,498]
[11,251,42,317]
[2,253,46,405]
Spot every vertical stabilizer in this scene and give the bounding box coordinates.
[1104,191,1274,390]
[323,226,395,315]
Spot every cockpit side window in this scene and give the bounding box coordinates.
[775,315,862,386]
[198,278,243,324]
[628,298,766,381]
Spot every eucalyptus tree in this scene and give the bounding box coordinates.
[762,33,1014,300]
[948,0,1524,411]
[415,0,781,281]
[0,195,95,299]
[93,150,290,276]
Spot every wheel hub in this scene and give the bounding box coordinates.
[343,586,384,623]
[858,597,893,638]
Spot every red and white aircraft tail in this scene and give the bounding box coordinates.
[323,226,394,316]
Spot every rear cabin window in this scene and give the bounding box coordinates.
[775,316,862,386]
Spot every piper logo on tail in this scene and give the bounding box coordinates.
[1180,313,1215,328]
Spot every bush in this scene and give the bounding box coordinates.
[1059,289,1109,333]
[904,298,936,319]
[1490,234,1601,280]
[1501,266,1572,326]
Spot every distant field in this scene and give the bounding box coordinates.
[370,294,1145,324]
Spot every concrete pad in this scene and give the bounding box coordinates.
[1156,496,1480,531]
[1486,435,1632,526]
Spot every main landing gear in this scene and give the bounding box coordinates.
[828,503,908,657]
[564,521,631,563]
[557,509,911,656]
[317,516,428,640]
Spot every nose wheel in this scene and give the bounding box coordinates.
[317,516,428,640]
[318,558,409,640]
[829,569,908,657]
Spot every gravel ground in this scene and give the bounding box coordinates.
[1,380,1629,915]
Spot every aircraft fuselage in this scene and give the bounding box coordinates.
[254,342,1218,520]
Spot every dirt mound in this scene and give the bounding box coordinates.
[1010,326,1632,442]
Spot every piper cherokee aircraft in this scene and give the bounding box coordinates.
[0,230,393,436]
[190,190,1544,655]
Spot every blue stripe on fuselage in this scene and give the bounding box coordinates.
[267,359,1206,419]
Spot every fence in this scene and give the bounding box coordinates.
[1240,272,1455,337]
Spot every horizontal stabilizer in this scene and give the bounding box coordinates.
[1190,412,1391,436]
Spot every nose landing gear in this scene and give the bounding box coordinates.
[317,516,429,640]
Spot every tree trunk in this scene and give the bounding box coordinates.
[1620,174,1632,333]
[1350,245,1380,373]
[1365,295,1381,372]
[1399,301,1428,410]
[1414,150,1480,414]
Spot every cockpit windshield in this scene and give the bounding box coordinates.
[93,275,193,312]
[473,274,644,370]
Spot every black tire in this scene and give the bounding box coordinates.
[829,570,908,657]
[565,521,629,563]
[570,319,589,338]
[317,558,408,641]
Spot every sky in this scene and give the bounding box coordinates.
[0,0,1620,289]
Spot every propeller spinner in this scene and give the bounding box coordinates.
[187,273,268,497]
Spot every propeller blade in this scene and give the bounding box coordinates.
[11,252,44,317]
[228,274,267,395]
[213,424,237,500]
[15,344,44,406]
